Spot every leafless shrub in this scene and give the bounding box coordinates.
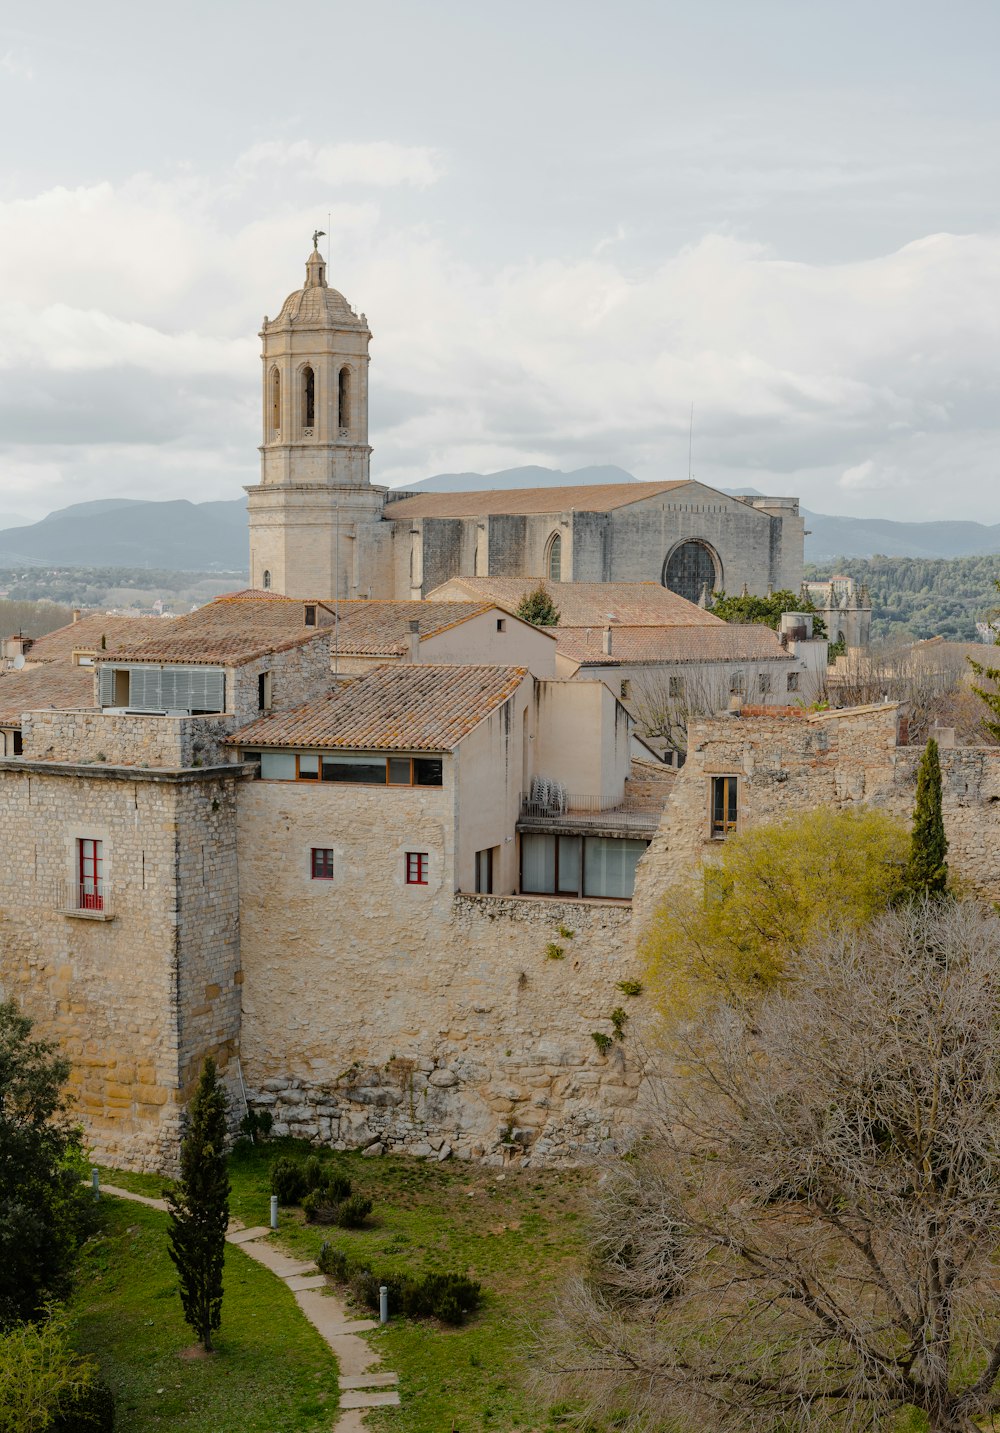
[830,644,999,744]
[631,668,741,760]
[538,900,1000,1432]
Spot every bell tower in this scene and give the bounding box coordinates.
[246,238,388,598]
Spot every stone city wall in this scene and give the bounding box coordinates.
[21,709,240,769]
[0,758,243,1170]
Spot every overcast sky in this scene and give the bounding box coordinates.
[1,0,1000,525]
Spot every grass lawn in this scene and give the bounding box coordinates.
[67,1196,340,1432]
[99,1141,594,1432]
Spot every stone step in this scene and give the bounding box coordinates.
[285,1273,327,1291]
[338,1391,401,1410]
[226,1225,273,1244]
[339,1373,399,1390]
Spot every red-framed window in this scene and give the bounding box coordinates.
[406,852,428,886]
[311,847,334,880]
[78,838,104,910]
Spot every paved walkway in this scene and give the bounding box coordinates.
[99,1183,399,1429]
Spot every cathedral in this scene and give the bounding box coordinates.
[246,243,805,604]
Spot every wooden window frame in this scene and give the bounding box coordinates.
[78,837,104,911]
[311,847,334,880]
[406,851,429,886]
[253,752,446,787]
[710,775,739,840]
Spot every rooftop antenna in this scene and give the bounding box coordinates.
[326,212,331,267]
[688,402,694,482]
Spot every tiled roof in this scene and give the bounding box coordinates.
[329,601,497,655]
[426,577,725,628]
[22,613,162,663]
[0,662,95,724]
[228,663,528,752]
[100,592,333,666]
[554,623,794,666]
[383,480,692,520]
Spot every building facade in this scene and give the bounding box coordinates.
[247,247,805,603]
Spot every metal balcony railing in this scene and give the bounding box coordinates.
[518,792,661,834]
[61,882,113,918]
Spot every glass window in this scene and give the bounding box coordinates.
[261,752,296,780]
[557,835,582,895]
[406,852,428,885]
[668,673,682,698]
[304,605,316,627]
[298,754,319,780]
[322,755,386,784]
[413,757,443,787]
[78,838,104,911]
[311,848,334,880]
[547,533,562,582]
[388,757,412,785]
[582,837,647,899]
[711,776,738,839]
[475,847,494,894]
[521,833,556,894]
[787,672,800,692]
[758,671,772,694]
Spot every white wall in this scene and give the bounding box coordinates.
[529,680,631,806]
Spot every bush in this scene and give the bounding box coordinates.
[335,1194,373,1229]
[51,1378,116,1432]
[238,1108,273,1143]
[269,1156,307,1206]
[316,1242,349,1280]
[324,1172,352,1204]
[322,1248,481,1325]
[302,1155,324,1192]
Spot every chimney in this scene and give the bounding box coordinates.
[408,618,421,663]
[602,626,613,657]
[3,635,23,661]
[72,609,81,624]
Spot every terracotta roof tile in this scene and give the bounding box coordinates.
[553,623,794,666]
[0,662,96,724]
[427,577,724,628]
[329,601,496,655]
[100,593,333,666]
[228,663,528,752]
[23,613,162,663]
[383,480,692,520]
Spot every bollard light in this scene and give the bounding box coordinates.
[270,1194,278,1229]
[91,1167,100,1201]
[379,1285,388,1324]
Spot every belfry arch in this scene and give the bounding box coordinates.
[661,539,721,604]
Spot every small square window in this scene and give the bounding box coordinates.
[388,757,411,785]
[298,754,319,780]
[413,757,443,787]
[406,851,429,885]
[787,672,799,693]
[311,848,334,880]
[496,618,506,633]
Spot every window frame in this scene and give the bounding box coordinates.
[254,751,445,787]
[709,775,739,840]
[310,847,335,881]
[78,837,104,911]
[405,851,429,886]
[787,671,800,692]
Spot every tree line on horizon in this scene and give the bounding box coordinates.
[806,553,1000,643]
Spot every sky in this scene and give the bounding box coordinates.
[1,0,1000,525]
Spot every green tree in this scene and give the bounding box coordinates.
[165,1058,230,1352]
[711,587,828,639]
[514,583,560,627]
[0,1001,90,1331]
[641,807,909,1020]
[903,736,949,899]
[968,581,1000,737]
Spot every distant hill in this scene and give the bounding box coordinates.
[2,469,1000,568]
[0,499,248,570]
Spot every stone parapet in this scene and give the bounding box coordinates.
[21,709,240,768]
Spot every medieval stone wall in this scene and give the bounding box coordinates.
[21,710,240,770]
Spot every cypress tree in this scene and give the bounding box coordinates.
[904,736,948,899]
[166,1057,230,1352]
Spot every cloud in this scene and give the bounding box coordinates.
[0,50,34,82]
[2,151,1000,525]
[234,140,446,189]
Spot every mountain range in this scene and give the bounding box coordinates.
[1,470,999,569]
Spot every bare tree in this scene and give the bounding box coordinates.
[631,667,741,761]
[540,900,1000,1433]
[830,643,997,744]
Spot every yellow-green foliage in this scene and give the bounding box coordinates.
[642,806,909,1020]
[0,1309,98,1433]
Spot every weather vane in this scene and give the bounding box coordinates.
[312,229,326,252]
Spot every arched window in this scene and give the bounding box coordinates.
[302,366,315,430]
[270,367,281,437]
[546,533,562,582]
[338,366,351,433]
[662,540,719,604]
[262,570,271,590]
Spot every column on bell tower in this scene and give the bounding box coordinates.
[246,241,390,599]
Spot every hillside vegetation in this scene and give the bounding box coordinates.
[805,554,1000,643]
[0,598,73,639]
